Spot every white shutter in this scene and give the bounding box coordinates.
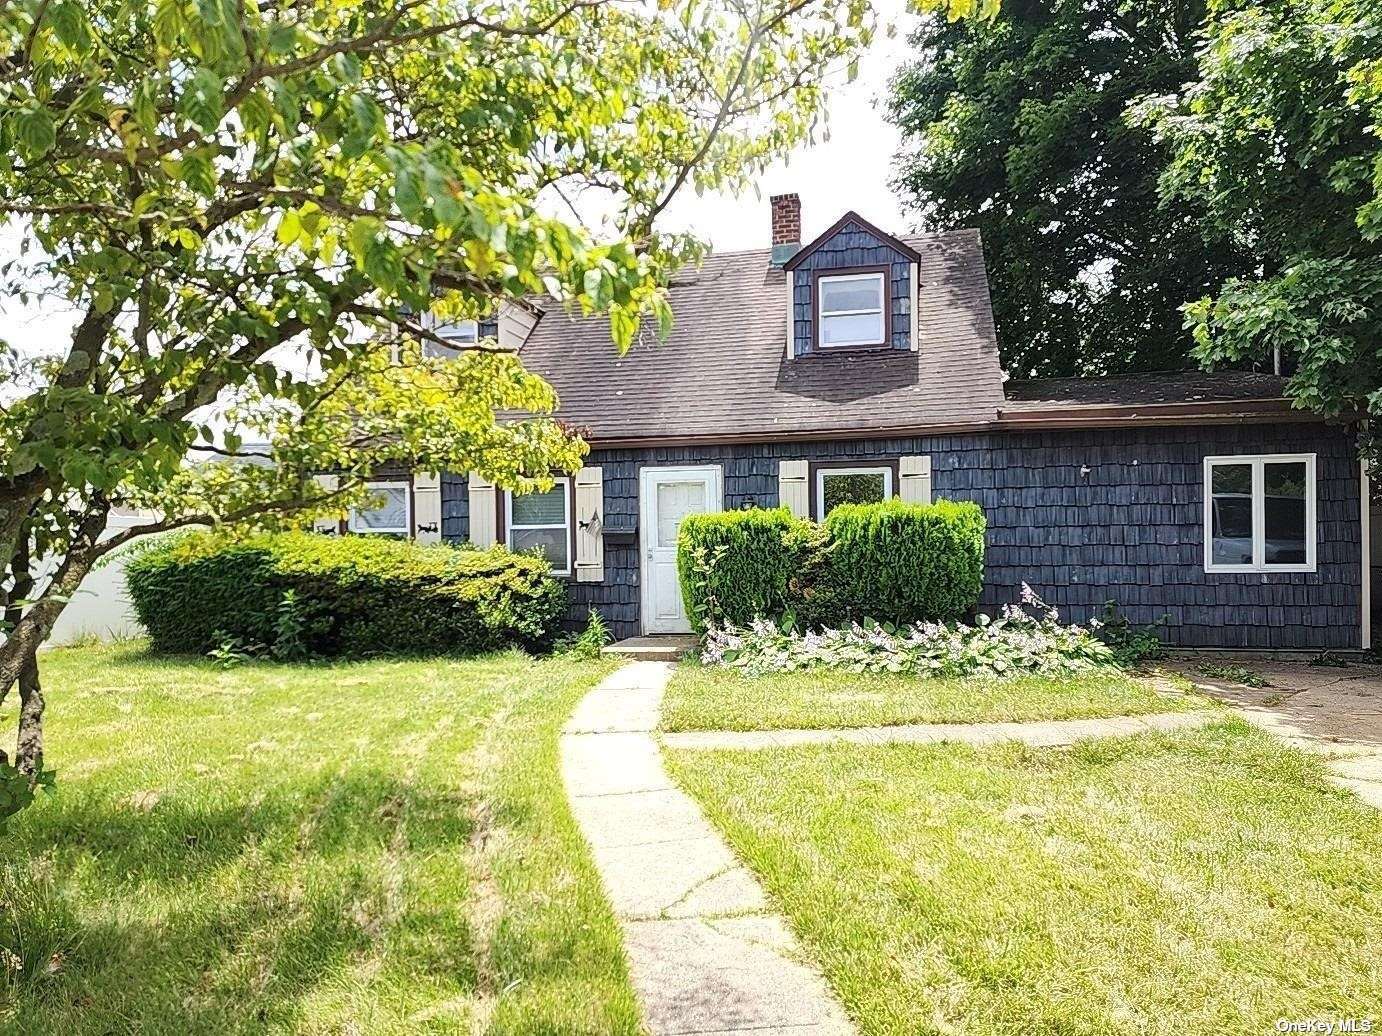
[779,460,810,518]
[312,474,340,534]
[468,472,497,547]
[413,471,442,544]
[573,465,604,583]
[900,455,932,505]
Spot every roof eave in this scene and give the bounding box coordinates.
[782,210,924,271]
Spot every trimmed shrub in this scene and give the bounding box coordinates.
[676,499,986,630]
[677,508,813,631]
[125,531,566,657]
[822,498,986,624]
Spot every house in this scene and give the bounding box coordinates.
[346,196,1370,651]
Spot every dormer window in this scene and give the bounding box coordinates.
[817,269,887,348]
[424,317,478,357]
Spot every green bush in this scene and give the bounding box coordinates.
[125,531,567,657]
[677,508,811,631]
[822,498,986,624]
[677,499,986,630]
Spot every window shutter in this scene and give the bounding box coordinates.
[779,460,810,518]
[312,474,340,534]
[900,455,932,505]
[468,473,497,547]
[413,471,442,544]
[573,466,604,583]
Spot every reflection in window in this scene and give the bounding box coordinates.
[818,272,885,348]
[817,466,893,518]
[507,483,570,575]
[424,318,478,358]
[1209,463,1253,567]
[349,482,410,535]
[1204,455,1315,572]
[1264,462,1308,564]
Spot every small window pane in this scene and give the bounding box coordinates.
[511,526,569,571]
[511,486,567,526]
[1264,461,1308,564]
[656,481,706,547]
[1209,463,1253,567]
[820,276,882,314]
[353,486,408,531]
[822,470,888,515]
[436,319,477,342]
[820,311,885,346]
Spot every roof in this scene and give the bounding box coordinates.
[518,228,1006,445]
[1002,371,1289,411]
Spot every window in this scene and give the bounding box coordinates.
[424,317,478,358]
[349,481,410,535]
[817,271,886,348]
[506,482,571,575]
[1204,454,1316,572]
[816,466,893,518]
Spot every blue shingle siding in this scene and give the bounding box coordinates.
[791,220,912,356]
[441,472,469,542]
[441,422,1364,649]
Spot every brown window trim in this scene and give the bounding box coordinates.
[808,459,899,521]
[811,264,891,353]
[497,476,577,580]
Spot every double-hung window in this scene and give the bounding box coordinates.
[349,481,410,535]
[506,482,572,576]
[816,466,893,518]
[817,271,886,348]
[1204,454,1316,572]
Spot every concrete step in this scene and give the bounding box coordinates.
[602,635,698,663]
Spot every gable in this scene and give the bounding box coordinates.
[786,215,918,357]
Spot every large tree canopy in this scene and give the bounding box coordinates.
[0,0,972,815]
[1135,0,1382,437]
[887,0,1255,377]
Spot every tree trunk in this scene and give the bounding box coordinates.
[15,649,43,780]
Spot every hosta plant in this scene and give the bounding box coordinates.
[701,585,1115,678]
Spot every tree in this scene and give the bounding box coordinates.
[0,0,926,821]
[887,0,1255,377]
[1134,0,1382,438]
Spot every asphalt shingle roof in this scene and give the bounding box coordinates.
[518,229,1005,443]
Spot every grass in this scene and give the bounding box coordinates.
[666,720,1382,1033]
[660,663,1200,732]
[1196,661,1269,688]
[1,642,639,1035]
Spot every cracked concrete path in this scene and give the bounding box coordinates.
[662,709,1217,752]
[561,660,854,1036]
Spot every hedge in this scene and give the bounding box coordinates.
[677,499,985,630]
[125,531,567,657]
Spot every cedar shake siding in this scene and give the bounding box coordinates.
[789,222,914,355]
[440,421,1364,650]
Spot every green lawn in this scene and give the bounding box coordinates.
[1,642,639,1035]
[660,663,1199,732]
[667,720,1382,1033]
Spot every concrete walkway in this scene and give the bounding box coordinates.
[560,661,854,1036]
[663,709,1216,752]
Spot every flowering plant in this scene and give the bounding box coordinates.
[700,584,1116,677]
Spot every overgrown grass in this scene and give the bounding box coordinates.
[667,720,1382,1033]
[660,663,1200,732]
[1,642,638,1034]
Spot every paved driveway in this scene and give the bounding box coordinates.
[1164,658,1382,807]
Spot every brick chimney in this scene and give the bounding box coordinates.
[769,193,801,266]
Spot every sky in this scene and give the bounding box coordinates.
[0,0,921,356]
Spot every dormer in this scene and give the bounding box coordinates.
[776,203,922,359]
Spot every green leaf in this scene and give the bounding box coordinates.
[15,106,55,157]
[178,67,225,133]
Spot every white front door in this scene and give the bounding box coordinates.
[640,465,722,634]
